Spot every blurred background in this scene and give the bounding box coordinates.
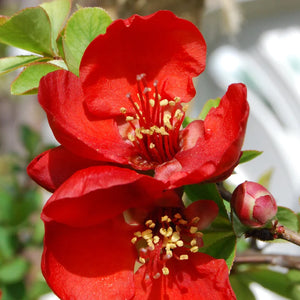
[0,0,300,299]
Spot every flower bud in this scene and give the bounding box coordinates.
[231,181,277,228]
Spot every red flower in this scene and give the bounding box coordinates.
[28,11,248,191]
[41,166,236,300]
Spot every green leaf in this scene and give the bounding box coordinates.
[276,206,299,232]
[239,150,263,164]
[0,228,14,261]
[0,257,29,284]
[245,269,291,298]
[200,234,236,270]
[63,7,112,75]
[182,116,193,128]
[0,7,53,56]
[28,280,51,300]
[230,274,256,300]
[258,168,274,189]
[40,0,71,55]
[20,125,41,156]
[198,97,221,120]
[184,183,228,218]
[185,183,237,269]
[11,62,62,95]
[1,281,26,300]
[0,56,49,75]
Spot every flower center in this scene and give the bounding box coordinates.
[120,74,187,167]
[131,209,203,280]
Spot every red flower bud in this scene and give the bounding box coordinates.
[231,181,277,228]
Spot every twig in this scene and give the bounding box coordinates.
[216,182,232,202]
[277,227,300,247]
[234,253,300,270]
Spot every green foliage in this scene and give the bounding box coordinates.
[0,56,48,75]
[230,273,256,300]
[40,0,71,55]
[11,62,62,95]
[62,7,112,75]
[184,183,237,269]
[258,168,274,189]
[198,97,221,120]
[276,206,299,232]
[239,150,263,164]
[0,7,53,56]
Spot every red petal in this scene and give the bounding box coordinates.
[184,200,219,230]
[134,253,235,299]
[41,166,167,227]
[80,11,206,118]
[38,70,133,164]
[42,216,135,300]
[156,83,249,188]
[27,146,104,192]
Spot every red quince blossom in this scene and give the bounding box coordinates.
[41,165,236,300]
[28,10,249,191]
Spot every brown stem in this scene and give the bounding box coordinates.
[235,253,300,270]
[216,182,232,202]
[277,227,300,246]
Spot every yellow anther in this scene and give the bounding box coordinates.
[134,102,140,109]
[174,96,181,103]
[145,220,153,227]
[190,226,198,234]
[174,213,182,219]
[169,100,175,106]
[178,219,188,225]
[163,113,173,130]
[166,227,173,237]
[135,128,143,139]
[127,133,136,142]
[171,232,180,242]
[126,116,134,121]
[190,246,199,253]
[139,257,146,264]
[179,254,189,260]
[147,240,155,250]
[190,238,197,246]
[176,240,184,247]
[174,109,183,119]
[134,231,142,237]
[159,127,169,136]
[162,267,169,275]
[175,225,181,232]
[149,143,155,149]
[149,99,155,107]
[131,237,137,244]
[166,249,173,258]
[160,228,167,236]
[120,107,127,114]
[153,236,160,244]
[161,215,170,222]
[191,217,200,224]
[182,105,188,112]
[153,273,161,279]
[168,242,177,249]
[141,128,152,135]
[142,229,153,240]
[160,99,169,107]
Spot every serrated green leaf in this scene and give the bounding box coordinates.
[11,62,62,95]
[0,7,53,56]
[0,257,29,284]
[276,206,299,232]
[230,274,256,300]
[40,0,71,55]
[239,150,263,164]
[198,97,221,120]
[63,7,112,75]
[258,168,274,189]
[0,56,49,75]
[20,125,41,156]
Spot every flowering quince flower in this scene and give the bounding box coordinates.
[231,181,277,228]
[27,10,249,192]
[41,165,236,300]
